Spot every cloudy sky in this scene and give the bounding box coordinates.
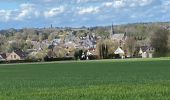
[0,0,170,29]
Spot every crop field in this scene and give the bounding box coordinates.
[0,59,170,100]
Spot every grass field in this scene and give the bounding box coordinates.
[0,59,170,100]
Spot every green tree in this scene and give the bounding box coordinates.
[151,28,170,57]
[96,39,116,59]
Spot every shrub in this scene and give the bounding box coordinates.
[44,56,74,62]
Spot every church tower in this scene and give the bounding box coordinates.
[110,23,114,39]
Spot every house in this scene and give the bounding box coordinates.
[8,40,16,44]
[30,40,47,51]
[6,50,27,61]
[114,47,125,59]
[0,53,6,61]
[137,46,154,58]
[64,31,76,43]
[64,41,78,49]
[86,48,98,60]
[52,39,61,46]
[79,34,97,49]
[47,45,56,58]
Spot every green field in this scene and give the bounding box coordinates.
[1,59,170,100]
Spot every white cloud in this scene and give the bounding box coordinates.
[76,0,103,4]
[0,10,11,21]
[0,3,40,22]
[44,0,54,3]
[44,6,65,18]
[113,0,125,8]
[103,2,114,7]
[76,0,89,3]
[78,7,99,15]
[163,0,170,6]
[103,0,125,8]
[103,0,153,8]
[129,0,153,7]
[139,0,153,6]
[15,3,40,21]
[161,1,170,13]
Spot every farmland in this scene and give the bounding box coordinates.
[0,59,170,99]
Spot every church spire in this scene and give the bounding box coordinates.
[110,23,114,38]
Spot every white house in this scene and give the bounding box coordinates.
[114,47,125,59]
[138,46,154,58]
[6,50,27,61]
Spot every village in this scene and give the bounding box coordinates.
[0,24,157,63]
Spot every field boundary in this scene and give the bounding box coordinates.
[0,57,170,66]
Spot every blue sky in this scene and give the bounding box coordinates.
[0,0,170,29]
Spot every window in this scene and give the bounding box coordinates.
[11,55,13,58]
[14,55,16,59]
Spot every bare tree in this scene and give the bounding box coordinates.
[124,37,136,57]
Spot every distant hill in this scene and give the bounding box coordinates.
[0,22,170,38]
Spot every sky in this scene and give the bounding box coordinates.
[0,0,170,29]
